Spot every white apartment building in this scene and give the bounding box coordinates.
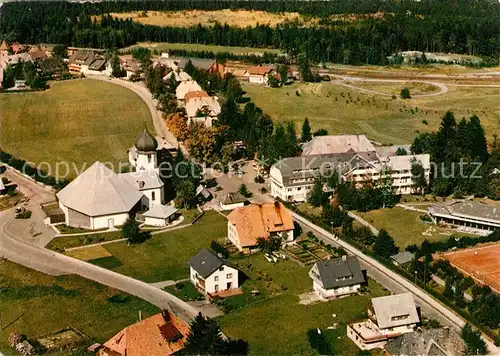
[270,138,430,202]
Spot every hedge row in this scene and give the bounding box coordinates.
[0,148,69,190]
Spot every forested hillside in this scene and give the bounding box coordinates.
[0,0,499,65]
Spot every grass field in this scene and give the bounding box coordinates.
[81,211,227,282]
[46,231,123,251]
[219,253,388,355]
[123,41,282,55]
[0,260,158,355]
[350,81,441,95]
[242,82,500,144]
[357,207,463,248]
[108,9,301,28]
[0,79,153,178]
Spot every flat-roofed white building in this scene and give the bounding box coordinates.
[429,200,500,233]
[270,149,430,202]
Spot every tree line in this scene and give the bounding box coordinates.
[411,111,499,199]
[1,0,499,66]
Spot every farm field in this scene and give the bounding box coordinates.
[242,82,500,145]
[108,9,301,28]
[219,253,389,355]
[0,79,153,178]
[0,260,158,355]
[357,207,464,248]
[123,41,282,55]
[66,211,228,283]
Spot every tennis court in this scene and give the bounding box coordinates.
[439,243,500,293]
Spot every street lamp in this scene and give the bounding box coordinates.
[414,270,418,285]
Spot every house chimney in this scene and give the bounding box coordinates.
[342,255,347,261]
[139,310,142,321]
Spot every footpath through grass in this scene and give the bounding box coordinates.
[243,82,500,145]
[0,260,158,354]
[0,79,153,178]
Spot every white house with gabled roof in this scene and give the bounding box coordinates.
[347,293,420,350]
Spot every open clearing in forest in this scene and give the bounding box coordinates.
[108,9,302,28]
[242,82,500,145]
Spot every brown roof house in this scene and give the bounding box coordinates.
[99,311,190,356]
[227,201,295,253]
[244,65,274,85]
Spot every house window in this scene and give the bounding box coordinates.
[226,273,232,279]
[214,284,219,292]
[147,154,152,163]
[219,266,224,271]
[214,276,219,282]
[152,191,155,201]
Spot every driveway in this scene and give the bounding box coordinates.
[0,168,200,321]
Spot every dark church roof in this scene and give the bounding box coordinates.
[135,128,158,152]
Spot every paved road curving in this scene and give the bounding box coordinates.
[0,168,199,322]
[293,212,500,355]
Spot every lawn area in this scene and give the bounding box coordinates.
[109,9,301,28]
[92,211,228,282]
[124,41,282,55]
[164,282,204,302]
[0,260,158,355]
[0,79,153,178]
[219,253,389,355]
[46,231,123,252]
[242,82,500,145]
[357,207,457,248]
[350,81,441,95]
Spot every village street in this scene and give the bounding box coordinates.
[0,167,199,321]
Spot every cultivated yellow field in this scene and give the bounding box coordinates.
[108,9,301,27]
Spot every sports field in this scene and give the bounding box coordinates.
[0,79,153,178]
[439,243,500,293]
[243,82,500,145]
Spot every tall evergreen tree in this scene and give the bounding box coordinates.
[300,118,312,143]
[184,312,226,355]
[373,229,398,258]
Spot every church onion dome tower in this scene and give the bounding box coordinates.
[135,128,158,153]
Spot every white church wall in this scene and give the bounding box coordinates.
[91,213,129,229]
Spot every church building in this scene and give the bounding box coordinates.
[57,128,168,229]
